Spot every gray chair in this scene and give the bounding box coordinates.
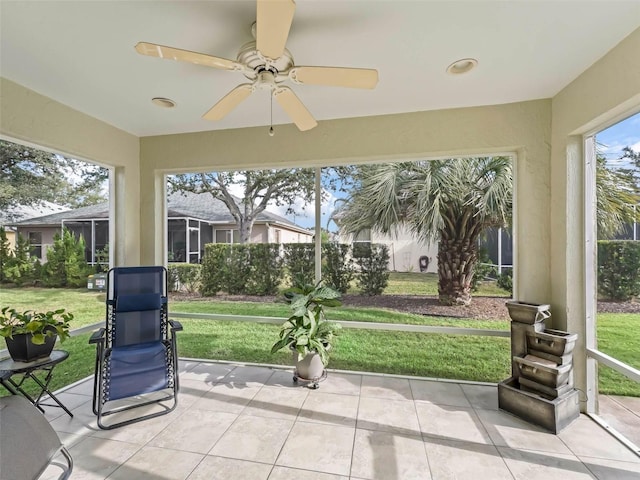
[0,395,73,480]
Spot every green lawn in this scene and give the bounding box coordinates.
[1,285,638,397]
[363,272,510,297]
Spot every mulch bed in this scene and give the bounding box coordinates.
[171,291,640,320]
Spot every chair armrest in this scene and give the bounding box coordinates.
[89,328,106,344]
[169,320,183,332]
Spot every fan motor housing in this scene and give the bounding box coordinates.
[237,41,293,83]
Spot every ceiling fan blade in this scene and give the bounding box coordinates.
[135,42,243,71]
[289,66,379,89]
[273,86,317,131]
[203,84,254,121]
[256,0,296,60]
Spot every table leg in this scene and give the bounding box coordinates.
[2,376,46,413]
[27,370,74,418]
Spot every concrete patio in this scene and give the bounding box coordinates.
[38,360,640,480]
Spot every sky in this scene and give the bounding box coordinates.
[595,112,640,169]
[269,112,640,231]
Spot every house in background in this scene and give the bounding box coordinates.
[0,201,66,250]
[8,191,312,264]
[337,225,439,273]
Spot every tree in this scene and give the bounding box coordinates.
[0,140,108,216]
[596,149,638,239]
[337,158,512,306]
[0,227,11,283]
[169,170,317,243]
[42,228,90,287]
[3,233,39,286]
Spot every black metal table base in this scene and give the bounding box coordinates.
[0,350,73,417]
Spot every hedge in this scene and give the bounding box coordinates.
[598,240,640,301]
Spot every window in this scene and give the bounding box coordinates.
[353,229,372,243]
[28,232,42,259]
[215,229,240,244]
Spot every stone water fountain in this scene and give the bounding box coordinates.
[498,301,581,433]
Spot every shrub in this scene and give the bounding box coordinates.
[4,233,40,286]
[167,263,201,293]
[354,243,390,296]
[471,248,498,292]
[0,227,11,283]
[598,241,640,301]
[224,245,252,294]
[42,228,90,287]
[245,244,284,295]
[284,243,315,288]
[322,243,354,293]
[497,268,513,294]
[200,244,229,295]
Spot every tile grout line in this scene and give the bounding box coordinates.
[348,373,364,479]
[408,378,435,480]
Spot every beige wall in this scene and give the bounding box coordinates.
[213,223,312,244]
[0,78,140,266]
[14,226,59,262]
[339,226,439,273]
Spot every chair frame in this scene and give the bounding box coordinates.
[90,266,182,430]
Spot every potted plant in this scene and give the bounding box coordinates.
[0,307,72,362]
[271,283,342,388]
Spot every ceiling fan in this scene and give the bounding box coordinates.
[135,0,378,132]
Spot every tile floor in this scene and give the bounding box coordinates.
[37,360,640,480]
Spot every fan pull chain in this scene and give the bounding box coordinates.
[269,92,275,137]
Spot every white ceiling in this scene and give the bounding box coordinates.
[1,1,639,137]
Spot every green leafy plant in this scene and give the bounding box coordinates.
[271,283,342,366]
[0,307,72,345]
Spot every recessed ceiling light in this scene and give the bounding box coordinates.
[446,58,478,75]
[151,97,176,108]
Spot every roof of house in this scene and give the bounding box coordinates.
[0,201,67,225]
[8,191,310,234]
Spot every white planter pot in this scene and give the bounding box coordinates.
[294,351,325,380]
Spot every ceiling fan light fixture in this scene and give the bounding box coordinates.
[446,58,478,75]
[151,97,176,108]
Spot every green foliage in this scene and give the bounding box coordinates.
[0,140,108,215]
[167,263,202,293]
[497,268,514,294]
[225,245,253,294]
[0,227,11,283]
[283,243,315,288]
[4,233,39,286]
[245,244,284,295]
[200,243,284,295]
[271,283,342,366]
[471,248,498,292]
[322,242,354,293]
[595,152,638,239]
[42,228,90,287]
[200,244,228,295]
[94,245,109,273]
[598,241,640,300]
[354,243,390,296]
[0,307,72,344]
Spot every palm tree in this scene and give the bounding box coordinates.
[595,151,638,239]
[337,157,512,306]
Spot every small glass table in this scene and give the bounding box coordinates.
[0,350,73,417]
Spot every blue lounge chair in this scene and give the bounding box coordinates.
[90,266,182,429]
